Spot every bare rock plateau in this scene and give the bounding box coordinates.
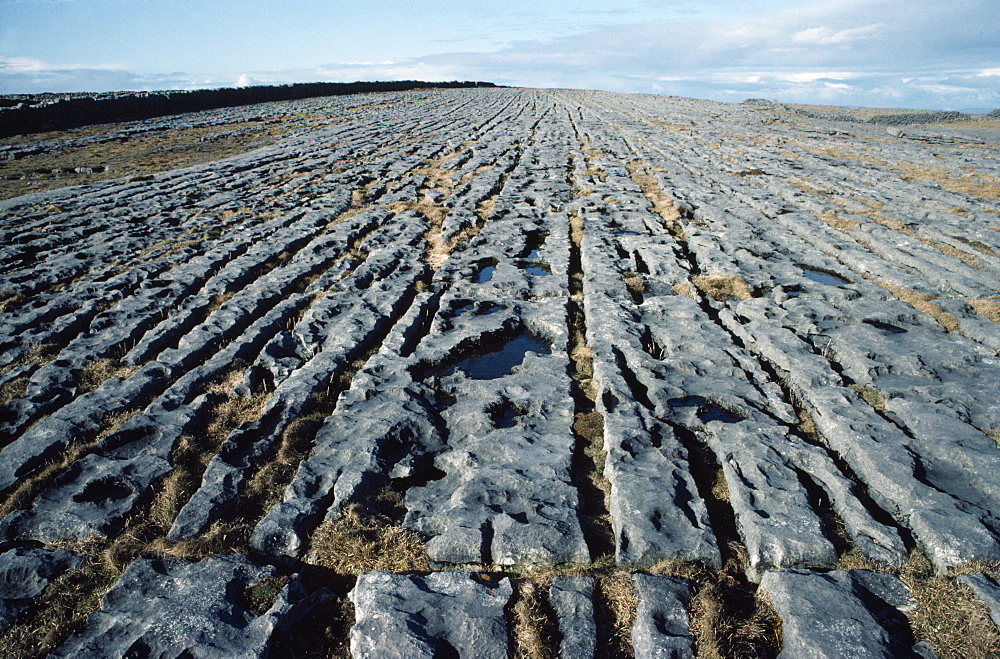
[0,87,999,656]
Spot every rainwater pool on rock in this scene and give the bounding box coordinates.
[441,331,550,380]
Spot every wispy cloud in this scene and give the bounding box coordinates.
[1,0,996,110]
[790,23,883,46]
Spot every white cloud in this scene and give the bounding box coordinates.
[791,23,883,46]
[0,56,47,72]
[0,0,996,111]
[775,71,858,83]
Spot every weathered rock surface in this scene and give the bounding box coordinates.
[760,568,917,658]
[0,86,997,654]
[631,573,695,658]
[54,555,303,657]
[549,576,598,657]
[0,547,83,630]
[349,571,512,658]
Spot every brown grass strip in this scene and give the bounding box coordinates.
[691,274,754,302]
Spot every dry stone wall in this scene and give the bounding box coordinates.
[0,87,999,656]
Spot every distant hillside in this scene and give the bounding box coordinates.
[0,80,499,137]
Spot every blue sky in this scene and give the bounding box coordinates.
[1,0,997,110]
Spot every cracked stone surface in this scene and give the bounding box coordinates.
[53,555,305,657]
[349,571,512,658]
[631,573,695,658]
[759,568,917,658]
[0,87,998,654]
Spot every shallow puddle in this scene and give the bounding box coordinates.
[442,331,550,380]
[475,264,497,283]
[803,268,850,286]
[667,395,743,423]
[518,261,550,277]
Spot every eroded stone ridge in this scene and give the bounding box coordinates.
[0,87,998,655]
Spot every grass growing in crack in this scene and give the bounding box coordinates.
[0,407,140,519]
[0,343,61,419]
[691,274,754,301]
[307,489,430,575]
[78,357,141,394]
[510,579,560,659]
[573,411,614,559]
[896,163,1000,202]
[984,429,1000,449]
[625,159,686,240]
[622,270,645,305]
[672,282,694,298]
[848,384,886,411]
[875,281,960,333]
[244,574,292,616]
[953,236,998,258]
[152,387,270,533]
[1,361,281,652]
[837,551,1000,658]
[595,571,639,657]
[817,210,861,232]
[0,293,27,314]
[650,553,781,658]
[241,392,334,514]
[969,299,1000,324]
[0,375,30,417]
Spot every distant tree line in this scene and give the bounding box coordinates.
[0,80,499,138]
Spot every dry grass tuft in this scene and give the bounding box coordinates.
[969,299,1000,324]
[23,343,60,366]
[833,550,1000,656]
[688,578,782,658]
[625,159,687,240]
[147,521,251,561]
[672,282,694,298]
[0,293,27,314]
[984,429,1000,449]
[649,550,781,658]
[307,491,430,576]
[78,358,140,394]
[0,375,30,414]
[817,210,860,232]
[510,579,558,659]
[848,384,886,412]
[900,554,1000,658]
[596,572,639,656]
[622,270,645,304]
[691,274,754,301]
[897,163,1000,201]
[953,236,998,258]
